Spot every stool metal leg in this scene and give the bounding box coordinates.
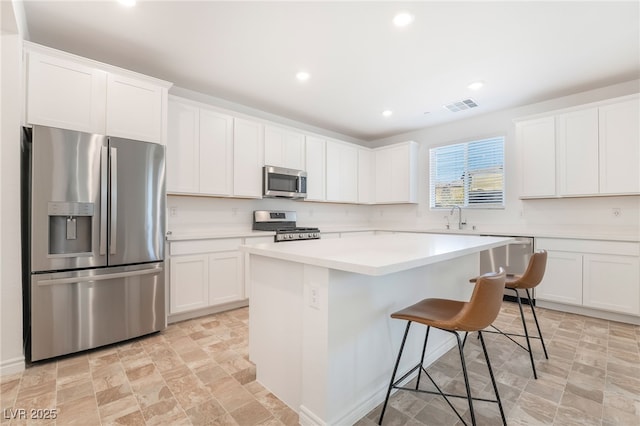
[455,331,476,426]
[526,288,549,359]
[379,321,411,425]
[415,326,431,390]
[513,287,538,379]
[380,325,507,425]
[478,331,506,426]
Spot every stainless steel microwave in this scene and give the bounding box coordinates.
[263,165,307,199]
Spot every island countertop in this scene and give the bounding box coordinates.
[240,232,514,276]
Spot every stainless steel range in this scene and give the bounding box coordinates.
[253,210,320,242]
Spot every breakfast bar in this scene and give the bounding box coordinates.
[241,233,513,426]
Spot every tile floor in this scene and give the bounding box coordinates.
[1,303,639,425]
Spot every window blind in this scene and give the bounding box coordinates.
[429,136,505,208]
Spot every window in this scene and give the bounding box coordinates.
[429,136,504,208]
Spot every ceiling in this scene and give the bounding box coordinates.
[17,1,640,141]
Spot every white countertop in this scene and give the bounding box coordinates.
[240,233,514,276]
[166,225,639,243]
[166,229,274,241]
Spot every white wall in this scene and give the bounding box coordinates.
[368,80,640,235]
[0,31,25,375]
[167,196,372,233]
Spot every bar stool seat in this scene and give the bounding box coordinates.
[378,269,507,426]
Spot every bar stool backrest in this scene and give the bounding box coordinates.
[454,268,506,332]
[511,250,547,290]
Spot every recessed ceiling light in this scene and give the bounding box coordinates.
[393,12,414,27]
[382,110,393,117]
[467,81,485,91]
[296,71,310,82]
[118,0,136,7]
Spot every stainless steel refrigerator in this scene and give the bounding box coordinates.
[22,125,166,361]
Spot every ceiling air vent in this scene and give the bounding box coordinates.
[443,98,478,112]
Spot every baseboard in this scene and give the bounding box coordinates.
[299,406,326,426]
[167,299,249,324]
[0,356,25,377]
[298,333,457,426]
[536,300,640,325]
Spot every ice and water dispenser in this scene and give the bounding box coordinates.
[47,202,94,255]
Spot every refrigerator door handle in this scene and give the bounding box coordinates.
[36,267,162,286]
[100,147,108,255]
[110,147,118,255]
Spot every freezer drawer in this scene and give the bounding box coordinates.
[30,262,165,361]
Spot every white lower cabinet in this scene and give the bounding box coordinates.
[208,252,243,305]
[583,254,640,315]
[536,238,640,316]
[169,238,244,316]
[170,254,209,313]
[535,250,583,306]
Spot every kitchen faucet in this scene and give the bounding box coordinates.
[450,205,466,230]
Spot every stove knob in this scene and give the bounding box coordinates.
[300,233,308,239]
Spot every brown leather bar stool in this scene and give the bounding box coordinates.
[378,269,507,426]
[478,250,549,379]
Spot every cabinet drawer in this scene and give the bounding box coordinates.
[170,238,242,255]
[536,238,639,256]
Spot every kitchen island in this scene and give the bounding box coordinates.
[240,233,513,426]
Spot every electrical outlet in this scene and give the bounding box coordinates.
[612,208,622,217]
[170,207,178,217]
[309,286,320,309]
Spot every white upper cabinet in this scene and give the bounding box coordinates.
[24,42,171,144]
[599,98,640,194]
[167,99,200,193]
[233,118,264,198]
[517,116,557,198]
[199,109,234,196]
[374,141,418,204]
[264,126,305,170]
[106,73,164,143]
[26,50,107,134]
[326,140,358,203]
[167,98,234,196]
[305,136,326,201]
[358,148,374,204]
[517,94,639,199]
[557,107,599,196]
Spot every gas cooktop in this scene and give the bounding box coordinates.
[252,210,320,242]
